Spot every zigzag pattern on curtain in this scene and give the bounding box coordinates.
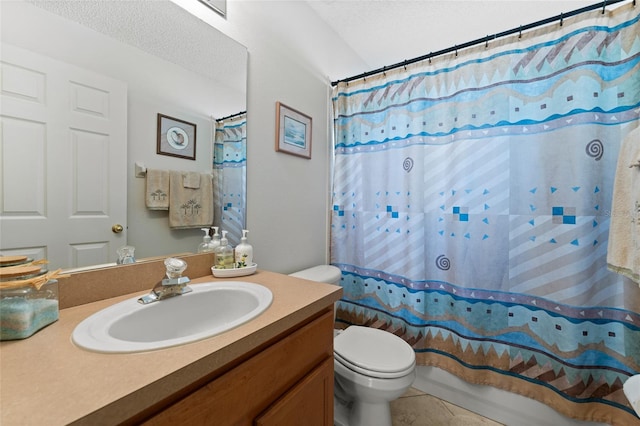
[330,4,640,425]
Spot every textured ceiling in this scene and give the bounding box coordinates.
[28,0,247,92]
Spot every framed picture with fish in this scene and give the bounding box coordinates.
[157,113,197,160]
[275,102,312,159]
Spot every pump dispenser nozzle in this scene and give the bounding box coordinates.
[198,228,214,253]
[210,226,221,250]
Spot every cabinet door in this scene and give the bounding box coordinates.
[255,357,333,426]
[143,310,334,425]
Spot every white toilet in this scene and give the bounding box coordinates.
[290,265,416,426]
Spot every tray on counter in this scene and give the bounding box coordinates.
[211,263,257,278]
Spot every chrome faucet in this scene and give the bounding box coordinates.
[138,258,192,304]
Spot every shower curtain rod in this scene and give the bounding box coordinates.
[330,0,633,86]
[215,110,247,122]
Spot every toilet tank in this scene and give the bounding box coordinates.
[289,265,341,285]
[290,265,342,324]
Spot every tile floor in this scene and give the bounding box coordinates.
[390,388,504,426]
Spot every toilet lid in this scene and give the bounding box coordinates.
[334,326,415,379]
[289,265,342,284]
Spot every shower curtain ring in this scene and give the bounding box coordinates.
[485,35,489,48]
[602,0,607,14]
[429,53,432,64]
[560,12,564,26]
[519,25,522,38]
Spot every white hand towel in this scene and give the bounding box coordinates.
[169,171,213,229]
[607,126,640,284]
[623,375,640,416]
[145,169,169,210]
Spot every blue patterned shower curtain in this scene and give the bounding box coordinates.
[213,113,246,246]
[330,5,639,424]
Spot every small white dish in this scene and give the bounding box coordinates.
[211,263,257,278]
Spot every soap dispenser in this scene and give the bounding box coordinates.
[198,228,214,253]
[210,226,221,250]
[214,230,234,269]
[234,229,253,268]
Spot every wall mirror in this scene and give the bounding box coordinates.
[0,0,247,271]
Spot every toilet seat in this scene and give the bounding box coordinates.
[334,326,415,379]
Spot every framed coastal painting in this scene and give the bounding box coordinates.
[157,113,197,160]
[275,102,312,159]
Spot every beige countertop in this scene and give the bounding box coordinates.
[0,270,342,425]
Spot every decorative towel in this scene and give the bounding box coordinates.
[183,172,201,189]
[624,375,640,416]
[169,171,213,229]
[607,126,640,284]
[145,169,169,210]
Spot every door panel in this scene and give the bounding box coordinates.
[0,43,127,269]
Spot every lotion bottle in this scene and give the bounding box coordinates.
[214,230,234,269]
[197,228,214,253]
[234,229,253,268]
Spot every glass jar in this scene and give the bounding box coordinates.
[0,280,59,340]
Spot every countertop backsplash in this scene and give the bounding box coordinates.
[58,253,216,309]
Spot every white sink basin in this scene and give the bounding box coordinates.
[72,281,273,353]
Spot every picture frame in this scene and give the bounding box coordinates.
[157,113,197,160]
[275,102,312,159]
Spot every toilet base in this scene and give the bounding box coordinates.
[334,395,350,426]
[334,395,392,426]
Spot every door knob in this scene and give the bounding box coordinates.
[112,224,124,233]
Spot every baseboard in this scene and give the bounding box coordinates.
[413,366,610,426]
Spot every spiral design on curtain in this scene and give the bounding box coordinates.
[403,157,414,172]
[586,139,604,161]
[435,255,451,270]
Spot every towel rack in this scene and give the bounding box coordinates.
[135,162,147,178]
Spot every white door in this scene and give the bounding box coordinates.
[0,43,127,270]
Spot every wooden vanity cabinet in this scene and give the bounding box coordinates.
[143,308,335,425]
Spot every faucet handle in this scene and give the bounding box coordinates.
[138,258,191,304]
[164,257,187,279]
